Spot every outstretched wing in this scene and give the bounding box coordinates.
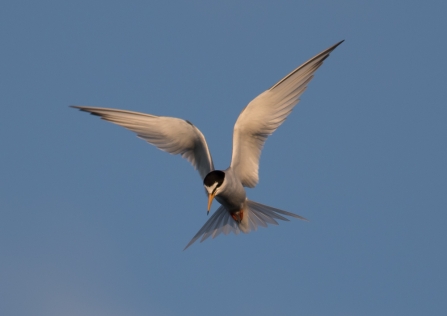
[184,199,306,250]
[72,106,214,179]
[231,40,343,187]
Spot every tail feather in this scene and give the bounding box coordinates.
[249,200,308,221]
[250,209,270,227]
[183,199,307,250]
[222,215,233,235]
[184,205,239,250]
[257,206,290,222]
[199,207,225,242]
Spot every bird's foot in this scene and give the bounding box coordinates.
[231,210,244,223]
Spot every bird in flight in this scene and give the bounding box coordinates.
[72,40,343,249]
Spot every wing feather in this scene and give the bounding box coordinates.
[71,106,214,179]
[231,41,343,187]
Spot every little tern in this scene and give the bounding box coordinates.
[72,40,343,249]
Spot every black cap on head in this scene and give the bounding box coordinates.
[203,170,225,188]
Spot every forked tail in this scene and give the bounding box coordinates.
[184,199,307,250]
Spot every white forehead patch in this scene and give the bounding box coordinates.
[204,182,218,194]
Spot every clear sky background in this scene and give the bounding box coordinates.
[1,1,446,315]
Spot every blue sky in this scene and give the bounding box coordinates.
[1,1,446,315]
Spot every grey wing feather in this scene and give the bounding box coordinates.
[71,106,214,179]
[231,40,343,187]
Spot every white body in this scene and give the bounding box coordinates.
[214,168,246,212]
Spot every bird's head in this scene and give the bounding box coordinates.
[203,170,225,214]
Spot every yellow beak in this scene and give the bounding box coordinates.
[207,192,216,214]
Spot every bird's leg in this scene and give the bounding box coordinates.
[231,210,244,223]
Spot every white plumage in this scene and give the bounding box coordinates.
[72,40,343,249]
